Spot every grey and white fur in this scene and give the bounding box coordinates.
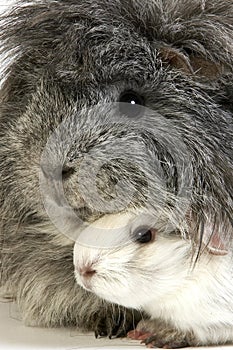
[0,0,232,347]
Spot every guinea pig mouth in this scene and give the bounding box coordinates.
[75,268,93,291]
[79,276,94,291]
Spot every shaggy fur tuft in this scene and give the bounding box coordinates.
[0,0,232,343]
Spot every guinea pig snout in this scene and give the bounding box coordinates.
[77,263,97,278]
[76,261,98,290]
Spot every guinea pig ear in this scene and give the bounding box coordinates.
[159,46,224,79]
[200,218,230,256]
[158,46,194,75]
[189,55,224,79]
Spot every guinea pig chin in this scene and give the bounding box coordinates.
[76,272,145,309]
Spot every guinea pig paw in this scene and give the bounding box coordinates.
[142,334,190,349]
[127,329,154,340]
[129,319,194,348]
[95,308,141,339]
[94,317,112,338]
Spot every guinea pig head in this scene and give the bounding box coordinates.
[1,0,231,273]
[73,212,194,309]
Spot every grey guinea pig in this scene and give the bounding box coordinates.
[0,0,232,348]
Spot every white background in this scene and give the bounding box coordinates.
[0,0,232,349]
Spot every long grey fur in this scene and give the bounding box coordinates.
[0,0,232,338]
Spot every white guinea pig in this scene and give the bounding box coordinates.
[73,212,233,348]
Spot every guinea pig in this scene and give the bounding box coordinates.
[74,211,233,348]
[0,0,232,346]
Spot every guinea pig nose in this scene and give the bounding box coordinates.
[78,264,96,278]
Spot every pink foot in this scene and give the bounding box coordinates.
[127,329,154,341]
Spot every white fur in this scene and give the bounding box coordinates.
[73,212,233,345]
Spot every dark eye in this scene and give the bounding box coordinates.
[119,90,145,118]
[119,90,144,105]
[133,227,155,244]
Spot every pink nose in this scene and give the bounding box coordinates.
[78,264,96,278]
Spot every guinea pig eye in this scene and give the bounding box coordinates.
[133,227,155,244]
[119,90,145,118]
[119,90,144,105]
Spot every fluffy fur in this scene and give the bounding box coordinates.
[0,0,232,346]
[74,212,233,347]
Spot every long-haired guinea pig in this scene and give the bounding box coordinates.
[0,0,232,347]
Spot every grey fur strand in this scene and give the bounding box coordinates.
[0,0,232,340]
